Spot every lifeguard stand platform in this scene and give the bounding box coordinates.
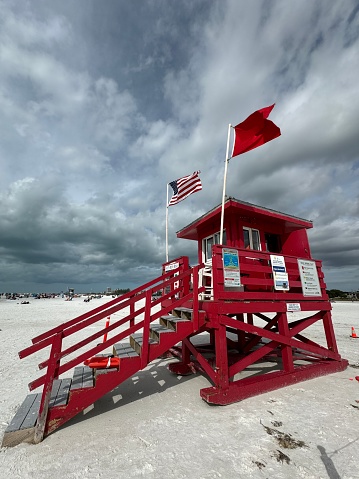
[2,198,347,447]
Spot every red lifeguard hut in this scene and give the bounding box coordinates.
[162,197,348,404]
[3,197,347,446]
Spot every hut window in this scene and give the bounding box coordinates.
[203,230,226,262]
[265,233,281,253]
[243,227,261,250]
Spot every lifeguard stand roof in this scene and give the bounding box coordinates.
[177,197,313,241]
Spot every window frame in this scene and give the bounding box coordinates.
[202,230,226,262]
[243,227,261,251]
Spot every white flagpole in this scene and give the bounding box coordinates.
[166,184,169,262]
[220,123,232,244]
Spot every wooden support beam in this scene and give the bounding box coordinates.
[201,359,348,405]
[215,324,229,390]
[278,312,294,373]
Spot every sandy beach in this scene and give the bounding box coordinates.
[0,297,358,479]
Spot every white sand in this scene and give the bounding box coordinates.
[0,297,358,479]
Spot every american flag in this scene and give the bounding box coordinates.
[168,171,202,206]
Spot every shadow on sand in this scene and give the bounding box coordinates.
[58,357,197,431]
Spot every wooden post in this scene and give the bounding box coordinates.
[215,321,229,389]
[33,331,62,444]
[140,289,152,370]
[278,312,294,373]
[192,264,200,330]
[236,314,246,352]
[322,311,339,353]
[130,301,135,328]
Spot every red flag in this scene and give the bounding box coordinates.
[231,104,281,158]
[168,171,202,206]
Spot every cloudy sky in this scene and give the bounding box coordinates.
[0,0,358,293]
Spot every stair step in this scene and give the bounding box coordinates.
[160,314,190,331]
[130,333,158,355]
[70,366,94,390]
[2,377,73,447]
[172,307,205,320]
[150,324,175,341]
[4,393,40,433]
[113,342,139,358]
[49,378,72,407]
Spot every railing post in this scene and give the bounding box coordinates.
[140,289,152,370]
[33,331,62,444]
[181,256,190,297]
[192,265,200,330]
[130,301,135,328]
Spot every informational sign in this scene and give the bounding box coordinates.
[222,248,241,287]
[164,262,180,296]
[298,259,322,297]
[165,262,179,272]
[270,255,290,291]
[287,303,301,312]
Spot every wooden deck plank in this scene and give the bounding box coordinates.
[70,366,93,390]
[70,366,85,390]
[21,394,41,430]
[50,378,72,407]
[48,379,61,408]
[82,366,94,388]
[4,394,39,433]
[95,368,119,377]
[113,342,140,358]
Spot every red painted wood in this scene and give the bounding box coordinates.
[278,312,294,373]
[178,338,217,383]
[229,342,277,378]
[215,324,229,389]
[243,313,280,353]
[28,269,197,390]
[33,332,62,443]
[14,198,349,444]
[210,245,328,302]
[221,316,340,361]
[201,359,348,405]
[322,311,339,354]
[31,265,184,346]
[140,290,152,370]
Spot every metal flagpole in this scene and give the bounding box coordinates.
[220,123,232,244]
[166,184,169,262]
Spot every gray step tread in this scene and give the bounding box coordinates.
[5,393,41,433]
[49,378,72,407]
[161,315,190,323]
[70,365,94,390]
[131,334,158,346]
[113,342,139,358]
[150,324,174,333]
[5,376,74,435]
[173,307,195,313]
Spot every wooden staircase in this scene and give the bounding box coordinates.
[2,260,205,447]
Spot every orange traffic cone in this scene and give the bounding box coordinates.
[103,316,111,343]
[351,327,358,338]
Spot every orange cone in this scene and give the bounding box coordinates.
[351,327,358,338]
[103,316,111,343]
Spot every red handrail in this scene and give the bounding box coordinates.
[21,260,205,392]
